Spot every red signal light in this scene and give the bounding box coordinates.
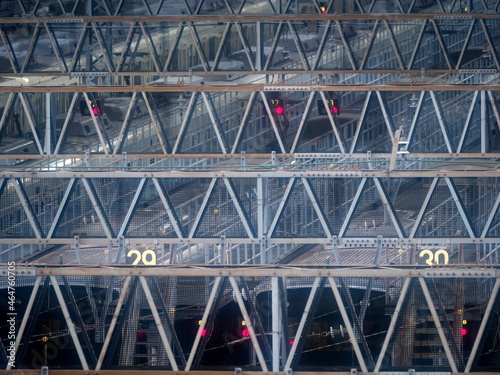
[242,328,250,337]
[201,328,207,337]
[461,328,467,336]
[320,7,327,14]
[270,98,285,115]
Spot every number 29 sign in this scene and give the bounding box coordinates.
[126,248,157,265]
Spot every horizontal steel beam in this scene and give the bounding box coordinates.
[0,237,498,245]
[1,85,500,93]
[1,69,499,79]
[2,265,498,278]
[1,170,499,178]
[1,372,498,375]
[1,13,500,23]
[2,153,500,160]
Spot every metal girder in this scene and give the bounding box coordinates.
[1,237,500,246]
[0,14,498,80]
[2,371,500,375]
[3,14,500,24]
[3,170,499,179]
[3,153,500,161]
[11,265,495,278]
[4,85,500,93]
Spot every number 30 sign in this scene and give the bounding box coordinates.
[419,249,449,265]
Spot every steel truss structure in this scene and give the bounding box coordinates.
[1,265,500,373]
[0,6,500,263]
[1,0,500,79]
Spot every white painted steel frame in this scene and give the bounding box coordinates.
[4,267,497,373]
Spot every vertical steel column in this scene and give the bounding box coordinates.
[50,276,89,370]
[44,93,51,154]
[257,177,266,263]
[481,90,487,153]
[272,276,281,371]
